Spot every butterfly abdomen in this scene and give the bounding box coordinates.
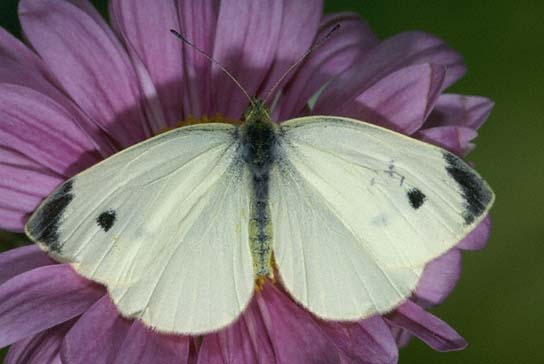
[239,104,277,278]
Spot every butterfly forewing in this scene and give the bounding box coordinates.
[25,124,255,334]
[270,116,493,320]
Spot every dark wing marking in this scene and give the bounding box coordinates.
[25,180,74,252]
[443,152,493,224]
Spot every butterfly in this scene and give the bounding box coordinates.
[24,27,494,335]
[25,96,494,334]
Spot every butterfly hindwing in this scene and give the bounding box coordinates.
[270,116,493,320]
[25,124,255,334]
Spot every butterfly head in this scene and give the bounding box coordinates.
[243,98,272,126]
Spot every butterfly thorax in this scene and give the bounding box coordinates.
[240,100,277,174]
[239,99,277,279]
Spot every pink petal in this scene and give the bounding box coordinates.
[276,13,378,121]
[318,317,398,364]
[5,320,73,364]
[199,284,343,364]
[390,326,413,349]
[63,0,117,34]
[415,249,462,307]
[0,84,103,176]
[334,63,446,134]
[112,321,189,364]
[0,146,64,231]
[197,298,277,364]
[416,125,478,156]
[314,31,465,116]
[258,0,323,99]
[0,206,27,232]
[0,246,53,285]
[211,0,283,119]
[61,296,131,364]
[61,296,190,364]
[0,27,44,72]
[257,285,344,363]
[199,283,399,363]
[110,0,183,127]
[387,301,467,352]
[425,94,494,129]
[19,0,151,147]
[177,1,220,118]
[457,215,491,251]
[0,265,104,348]
[0,30,115,158]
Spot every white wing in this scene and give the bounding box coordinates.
[270,116,494,320]
[25,124,254,334]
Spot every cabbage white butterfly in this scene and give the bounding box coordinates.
[25,29,494,335]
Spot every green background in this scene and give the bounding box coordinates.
[0,0,542,363]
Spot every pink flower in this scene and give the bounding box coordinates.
[0,0,494,363]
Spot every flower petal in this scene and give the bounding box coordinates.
[0,246,53,285]
[211,0,283,119]
[199,284,345,364]
[257,284,344,363]
[61,296,131,364]
[61,296,190,364]
[258,0,323,99]
[332,63,446,134]
[276,13,378,121]
[314,31,465,116]
[390,326,413,349]
[0,146,64,231]
[387,301,467,352]
[174,1,224,120]
[415,249,462,307]
[425,94,494,129]
[5,320,73,364]
[19,0,151,147]
[0,29,115,158]
[0,206,26,232]
[112,321,189,364]
[416,125,478,156]
[318,317,398,364]
[0,264,103,348]
[0,27,44,72]
[197,299,276,364]
[0,84,103,175]
[110,0,182,127]
[457,215,491,250]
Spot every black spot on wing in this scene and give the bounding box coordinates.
[26,180,74,252]
[443,152,492,225]
[407,188,426,209]
[97,210,116,232]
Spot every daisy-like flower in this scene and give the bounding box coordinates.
[0,0,494,363]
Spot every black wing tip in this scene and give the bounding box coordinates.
[443,152,493,225]
[26,180,74,252]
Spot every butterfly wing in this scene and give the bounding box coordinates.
[270,116,494,320]
[25,124,254,334]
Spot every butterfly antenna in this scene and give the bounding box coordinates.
[263,24,341,105]
[170,29,254,106]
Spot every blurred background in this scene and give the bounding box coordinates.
[0,0,542,363]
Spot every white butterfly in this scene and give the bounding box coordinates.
[25,97,494,334]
